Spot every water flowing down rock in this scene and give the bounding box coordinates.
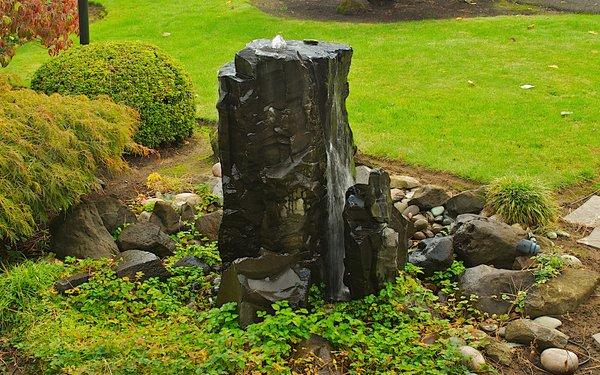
[343,169,409,299]
[217,39,355,300]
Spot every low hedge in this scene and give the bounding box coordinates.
[0,79,140,242]
[31,41,196,148]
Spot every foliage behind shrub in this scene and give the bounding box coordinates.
[0,81,140,242]
[31,41,196,148]
[485,176,557,228]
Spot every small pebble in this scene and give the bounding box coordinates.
[480,323,498,333]
[459,346,486,372]
[424,229,435,238]
[507,342,523,348]
[560,254,582,268]
[540,348,578,374]
[431,223,444,234]
[403,205,420,218]
[390,188,405,202]
[413,231,426,240]
[212,162,222,177]
[394,201,408,213]
[498,327,506,337]
[533,316,562,330]
[556,230,570,238]
[434,215,444,223]
[431,206,445,216]
[592,333,600,349]
[546,231,558,239]
[414,219,429,231]
[442,218,453,226]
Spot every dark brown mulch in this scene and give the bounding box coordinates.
[252,0,553,23]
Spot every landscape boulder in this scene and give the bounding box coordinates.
[195,210,223,241]
[408,236,454,276]
[118,222,176,258]
[50,201,120,259]
[453,216,522,268]
[149,201,183,234]
[459,265,600,317]
[216,251,310,327]
[114,250,171,281]
[540,348,579,375]
[445,189,485,218]
[504,319,568,350]
[173,192,203,208]
[389,175,420,189]
[408,185,450,210]
[94,196,136,234]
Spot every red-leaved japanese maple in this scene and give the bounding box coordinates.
[0,0,79,67]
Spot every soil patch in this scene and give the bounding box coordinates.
[252,0,553,23]
[89,2,107,23]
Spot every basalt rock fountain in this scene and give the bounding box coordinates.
[216,37,408,326]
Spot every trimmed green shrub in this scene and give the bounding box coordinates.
[485,176,557,228]
[31,41,196,148]
[0,80,140,242]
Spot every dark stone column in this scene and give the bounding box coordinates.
[343,169,410,299]
[216,39,354,300]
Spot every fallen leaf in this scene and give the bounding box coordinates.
[468,80,475,86]
[527,24,535,29]
[520,84,535,89]
[589,31,598,35]
[162,32,171,37]
[548,65,559,69]
[560,111,573,117]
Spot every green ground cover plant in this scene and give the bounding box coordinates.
[0,244,480,374]
[4,0,599,187]
[31,41,196,148]
[0,79,140,242]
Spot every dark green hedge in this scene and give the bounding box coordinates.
[31,41,196,148]
[0,79,140,242]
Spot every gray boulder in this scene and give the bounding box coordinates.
[195,210,223,241]
[453,217,522,268]
[118,222,176,258]
[50,201,120,259]
[459,265,600,317]
[149,201,183,234]
[408,185,450,210]
[408,236,454,276]
[114,250,171,281]
[94,196,136,234]
[505,319,568,350]
[445,189,485,218]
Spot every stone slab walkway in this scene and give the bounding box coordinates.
[564,195,600,228]
[519,0,600,13]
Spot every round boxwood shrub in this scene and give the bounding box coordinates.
[31,41,195,148]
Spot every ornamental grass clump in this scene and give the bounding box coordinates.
[0,79,140,242]
[485,176,557,228]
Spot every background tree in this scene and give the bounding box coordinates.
[0,0,78,67]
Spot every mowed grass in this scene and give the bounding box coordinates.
[5,0,599,187]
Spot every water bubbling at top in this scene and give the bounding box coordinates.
[270,35,287,49]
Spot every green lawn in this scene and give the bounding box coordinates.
[4,0,599,187]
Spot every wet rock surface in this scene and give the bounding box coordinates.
[118,222,176,258]
[50,201,120,259]
[216,39,354,301]
[54,272,91,294]
[343,169,408,298]
[216,251,310,327]
[453,216,522,268]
